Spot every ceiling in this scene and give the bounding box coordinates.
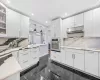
[1,0,99,26]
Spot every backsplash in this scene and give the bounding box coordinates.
[0,38,29,53]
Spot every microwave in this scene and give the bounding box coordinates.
[51,38,60,51]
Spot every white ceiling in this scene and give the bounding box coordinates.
[1,0,99,26]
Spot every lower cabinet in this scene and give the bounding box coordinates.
[18,49,31,69]
[74,50,85,71]
[61,48,66,64]
[50,51,61,62]
[65,49,85,71]
[66,49,73,67]
[85,51,99,76]
[4,73,20,80]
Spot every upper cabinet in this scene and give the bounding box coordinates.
[51,18,62,38]
[6,8,29,38]
[6,8,20,38]
[93,7,100,37]
[20,15,29,38]
[74,13,84,27]
[0,3,6,36]
[84,10,94,37]
[62,13,83,38]
[62,17,74,38]
[84,7,100,37]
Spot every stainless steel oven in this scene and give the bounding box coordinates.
[51,39,60,51]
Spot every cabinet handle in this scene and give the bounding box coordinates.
[33,57,37,59]
[23,60,28,63]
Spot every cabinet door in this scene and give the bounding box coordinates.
[54,19,61,38]
[93,7,100,37]
[74,50,85,71]
[50,23,55,38]
[85,51,99,76]
[74,13,84,27]
[4,73,20,80]
[50,51,56,61]
[6,9,20,37]
[20,15,29,38]
[61,48,66,64]
[84,10,94,37]
[99,52,100,77]
[66,49,73,67]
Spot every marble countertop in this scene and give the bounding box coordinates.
[0,56,22,80]
[61,46,100,52]
[0,44,47,57]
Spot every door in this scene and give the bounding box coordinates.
[74,13,84,27]
[93,7,100,37]
[66,49,73,67]
[6,8,20,37]
[20,15,29,38]
[84,10,94,37]
[74,50,85,71]
[85,51,99,76]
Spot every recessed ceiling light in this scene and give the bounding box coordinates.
[32,13,34,16]
[46,21,48,23]
[65,13,68,16]
[7,0,11,4]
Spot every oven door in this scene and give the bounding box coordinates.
[51,39,60,51]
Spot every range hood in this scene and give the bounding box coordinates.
[67,26,84,38]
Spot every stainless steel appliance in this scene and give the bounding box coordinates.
[67,26,84,38]
[51,38,60,51]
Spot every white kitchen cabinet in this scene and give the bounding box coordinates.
[66,49,85,71]
[18,49,31,69]
[20,14,29,38]
[50,51,61,62]
[74,50,84,71]
[84,7,100,37]
[4,73,20,80]
[84,10,94,37]
[62,17,74,38]
[93,7,100,37]
[61,48,66,64]
[65,49,73,67]
[51,18,62,38]
[85,51,99,76]
[74,13,84,27]
[99,52,100,77]
[6,8,20,37]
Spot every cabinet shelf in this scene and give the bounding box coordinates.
[0,27,6,30]
[0,21,6,24]
[0,10,6,15]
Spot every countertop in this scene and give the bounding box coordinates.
[61,46,100,52]
[0,44,47,57]
[0,56,22,80]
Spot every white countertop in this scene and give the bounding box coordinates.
[0,56,22,80]
[0,44,47,57]
[61,46,100,52]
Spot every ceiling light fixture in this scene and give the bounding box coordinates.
[46,21,48,23]
[7,0,11,4]
[65,13,68,16]
[32,13,34,16]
